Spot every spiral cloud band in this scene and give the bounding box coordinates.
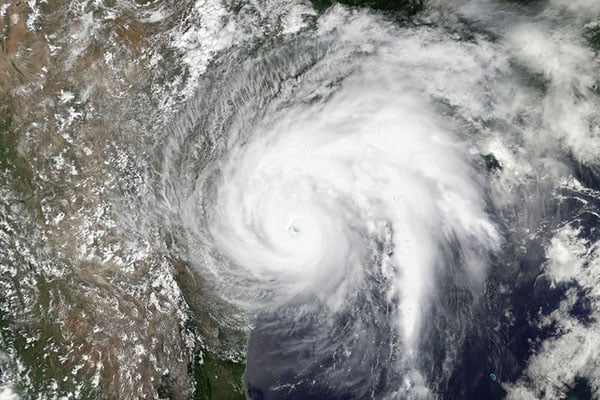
[207,68,500,344]
[160,14,502,381]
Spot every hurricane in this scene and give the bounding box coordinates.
[139,0,600,397]
[2,0,600,398]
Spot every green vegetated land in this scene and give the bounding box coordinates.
[0,110,33,196]
[173,259,248,400]
[192,353,246,400]
[585,25,600,50]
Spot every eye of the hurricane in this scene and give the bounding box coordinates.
[277,211,332,269]
[266,206,331,265]
[286,219,301,238]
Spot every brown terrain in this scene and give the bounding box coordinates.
[0,0,246,398]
